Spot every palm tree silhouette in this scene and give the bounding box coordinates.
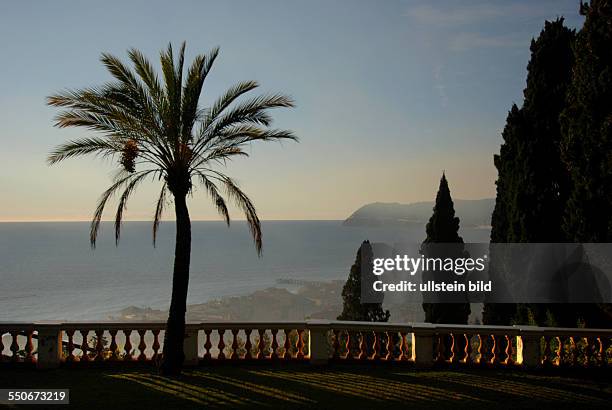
[47,42,296,374]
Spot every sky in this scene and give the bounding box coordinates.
[0,0,585,221]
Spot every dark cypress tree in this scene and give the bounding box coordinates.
[560,0,612,327]
[561,1,612,243]
[485,19,576,326]
[519,19,575,243]
[421,173,471,324]
[338,240,390,322]
[484,105,527,325]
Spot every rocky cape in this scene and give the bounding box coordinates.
[343,198,494,228]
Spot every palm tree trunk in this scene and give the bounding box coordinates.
[160,192,191,375]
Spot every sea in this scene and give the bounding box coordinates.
[0,221,490,322]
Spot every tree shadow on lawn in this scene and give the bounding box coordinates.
[1,365,611,409]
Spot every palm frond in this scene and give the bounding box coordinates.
[196,173,230,226]
[205,80,259,128]
[90,170,152,247]
[152,182,167,247]
[49,83,173,169]
[114,171,152,245]
[47,137,121,165]
[219,175,262,255]
[194,94,294,156]
[200,146,249,166]
[218,126,298,146]
[181,47,220,141]
[212,93,294,130]
[128,48,164,105]
[100,53,140,88]
[159,43,184,143]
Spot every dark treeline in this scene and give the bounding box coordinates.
[339,1,612,328]
[485,1,612,328]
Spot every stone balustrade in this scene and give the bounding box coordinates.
[1,321,610,370]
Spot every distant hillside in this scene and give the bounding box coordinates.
[343,198,495,228]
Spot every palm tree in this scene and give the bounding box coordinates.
[47,42,296,374]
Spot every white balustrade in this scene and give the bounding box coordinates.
[1,321,610,370]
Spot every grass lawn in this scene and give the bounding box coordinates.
[1,364,611,409]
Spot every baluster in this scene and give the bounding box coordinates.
[489,335,498,365]
[565,336,573,366]
[297,329,305,359]
[371,331,380,360]
[65,329,75,362]
[203,329,212,360]
[256,329,266,359]
[282,329,291,360]
[600,337,610,367]
[358,331,367,360]
[331,329,340,360]
[464,334,472,364]
[345,331,353,360]
[569,336,577,367]
[555,336,562,366]
[557,336,565,366]
[230,329,239,360]
[217,329,226,360]
[244,329,253,360]
[584,337,592,367]
[478,334,488,365]
[137,330,147,361]
[151,330,161,361]
[10,331,19,362]
[385,331,394,361]
[270,329,279,360]
[434,334,445,364]
[595,337,604,367]
[80,330,90,362]
[399,331,408,361]
[108,330,118,361]
[0,331,4,362]
[448,334,456,364]
[25,329,34,363]
[123,330,133,361]
[542,336,552,366]
[94,329,104,361]
[474,334,483,365]
[505,335,514,365]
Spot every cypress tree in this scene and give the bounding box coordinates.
[338,240,390,322]
[561,1,612,243]
[560,0,612,327]
[484,105,527,325]
[485,19,575,326]
[421,173,471,324]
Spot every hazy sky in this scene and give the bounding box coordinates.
[0,0,584,221]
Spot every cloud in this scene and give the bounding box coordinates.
[403,2,565,27]
[433,65,448,106]
[448,32,526,52]
[402,1,572,52]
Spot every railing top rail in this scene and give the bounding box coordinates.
[1,321,611,336]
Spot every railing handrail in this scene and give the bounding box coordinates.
[2,321,612,336]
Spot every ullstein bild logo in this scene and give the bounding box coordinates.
[360,243,612,304]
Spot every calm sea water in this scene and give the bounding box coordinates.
[0,221,490,321]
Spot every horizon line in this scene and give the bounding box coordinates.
[0,218,345,223]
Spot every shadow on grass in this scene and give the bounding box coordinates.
[1,364,610,409]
